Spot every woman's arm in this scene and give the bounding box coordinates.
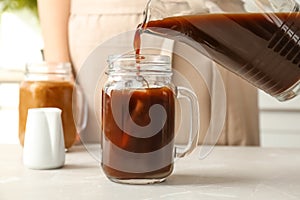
[37,0,71,62]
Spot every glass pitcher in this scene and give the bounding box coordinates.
[138,0,300,101]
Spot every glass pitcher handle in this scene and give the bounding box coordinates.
[174,86,200,158]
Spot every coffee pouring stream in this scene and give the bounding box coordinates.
[137,0,300,101]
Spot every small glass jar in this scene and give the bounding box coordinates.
[101,54,199,184]
[19,62,87,150]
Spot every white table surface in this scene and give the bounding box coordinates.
[1,144,300,200]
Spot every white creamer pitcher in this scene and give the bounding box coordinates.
[23,108,65,170]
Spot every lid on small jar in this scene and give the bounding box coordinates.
[106,54,172,75]
[24,62,73,81]
[25,62,72,75]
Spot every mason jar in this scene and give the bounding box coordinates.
[19,62,87,150]
[101,54,200,184]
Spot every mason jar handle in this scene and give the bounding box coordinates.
[174,86,200,158]
[73,84,88,133]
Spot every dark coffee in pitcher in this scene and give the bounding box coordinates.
[137,12,300,101]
